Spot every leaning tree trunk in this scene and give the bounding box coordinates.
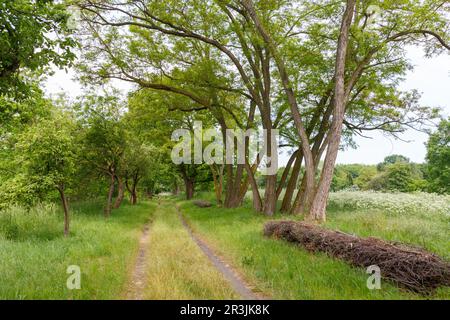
[242,0,316,218]
[245,162,262,212]
[276,150,298,200]
[105,174,115,218]
[113,176,125,209]
[309,0,356,222]
[280,151,303,213]
[57,184,70,237]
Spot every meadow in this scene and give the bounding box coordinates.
[178,190,450,299]
[0,190,448,299]
[0,200,155,299]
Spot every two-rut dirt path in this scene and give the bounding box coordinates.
[126,202,263,300]
[176,205,262,300]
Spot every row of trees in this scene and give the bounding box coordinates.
[73,0,450,221]
[331,141,450,194]
[0,91,166,235]
[1,1,449,232]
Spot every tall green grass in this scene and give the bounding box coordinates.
[142,202,239,299]
[0,200,156,299]
[178,191,450,300]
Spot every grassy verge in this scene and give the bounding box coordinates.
[142,201,239,299]
[0,200,156,299]
[179,194,450,300]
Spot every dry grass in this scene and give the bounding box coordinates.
[142,202,239,300]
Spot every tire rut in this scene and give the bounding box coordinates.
[125,217,152,300]
[176,205,264,300]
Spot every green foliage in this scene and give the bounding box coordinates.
[0,200,156,299]
[331,164,377,191]
[354,166,378,189]
[425,119,450,194]
[377,154,410,171]
[331,156,430,193]
[368,163,426,193]
[0,85,50,137]
[0,108,78,207]
[76,93,127,180]
[180,196,449,299]
[17,110,78,191]
[0,0,76,97]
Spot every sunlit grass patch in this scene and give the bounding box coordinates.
[143,202,239,300]
[0,201,156,299]
[179,193,450,300]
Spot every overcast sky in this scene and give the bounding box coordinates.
[337,47,450,164]
[44,47,450,166]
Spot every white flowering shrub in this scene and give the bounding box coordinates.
[328,191,450,217]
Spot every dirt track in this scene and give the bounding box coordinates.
[177,206,263,300]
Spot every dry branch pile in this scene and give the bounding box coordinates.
[193,200,212,208]
[264,221,450,294]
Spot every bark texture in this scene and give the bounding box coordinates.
[57,185,70,237]
[309,0,356,221]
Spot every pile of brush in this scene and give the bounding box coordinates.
[193,200,212,208]
[264,221,450,294]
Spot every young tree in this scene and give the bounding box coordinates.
[122,142,157,205]
[78,94,126,217]
[16,110,78,236]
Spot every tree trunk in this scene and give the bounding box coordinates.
[276,150,299,199]
[309,0,356,222]
[263,174,277,215]
[179,165,196,200]
[242,0,316,218]
[291,173,308,214]
[57,185,70,237]
[184,178,195,200]
[210,164,223,206]
[105,174,115,218]
[226,164,246,208]
[223,165,232,206]
[245,162,262,212]
[280,152,303,213]
[131,187,138,205]
[113,176,125,209]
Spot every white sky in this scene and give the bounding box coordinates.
[44,47,450,166]
[337,47,450,165]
